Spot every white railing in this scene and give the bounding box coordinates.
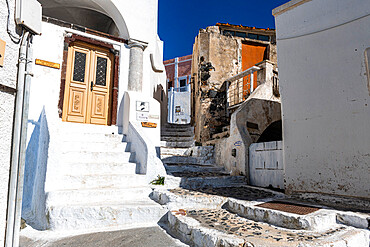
[168,84,190,93]
[226,66,260,108]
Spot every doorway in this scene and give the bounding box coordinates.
[62,41,114,125]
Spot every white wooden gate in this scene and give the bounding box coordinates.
[249,141,284,189]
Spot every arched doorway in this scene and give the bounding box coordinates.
[38,0,129,38]
[257,120,282,143]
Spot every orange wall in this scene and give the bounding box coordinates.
[242,43,267,98]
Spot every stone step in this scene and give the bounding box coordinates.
[160,147,189,156]
[161,136,194,142]
[226,199,337,231]
[165,209,369,247]
[161,140,195,148]
[151,189,228,210]
[178,176,246,190]
[60,151,135,164]
[153,186,282,207]
[50,174,148,190]
[47,200,167,231]
[60,162,137,176]
[161,131,194,137]
[165,165,228,177]
[46,187,153,205]
[161,156,215,165]
[163,124,192,130]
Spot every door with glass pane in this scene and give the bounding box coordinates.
[62,42,113,125]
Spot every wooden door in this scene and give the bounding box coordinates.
[62,42,113,125]
[242,42,267,99]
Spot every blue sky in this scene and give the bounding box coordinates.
[158,0,291,60]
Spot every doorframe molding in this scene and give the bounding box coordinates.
[58,33,121,125]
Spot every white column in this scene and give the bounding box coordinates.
[128,40,147,92]
[174,57,179,88]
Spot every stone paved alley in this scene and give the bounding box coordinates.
[20,124,370,246]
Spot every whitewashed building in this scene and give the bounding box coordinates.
[1,0,168,245]
[273,0,370,199]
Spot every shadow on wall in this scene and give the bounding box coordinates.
[22,108,50,230]
[153,84,167,126]
[214,98,281,177]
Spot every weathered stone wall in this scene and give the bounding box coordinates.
[191,26,277,143]
[0,0,20,243]
[192,27,240,142]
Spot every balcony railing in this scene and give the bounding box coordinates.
[226,66,260,109]
[168,84,190,93]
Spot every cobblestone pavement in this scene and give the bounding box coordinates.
[187,209,349,244]
[170,186,277,201]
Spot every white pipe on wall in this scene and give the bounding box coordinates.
[5,31,32,247]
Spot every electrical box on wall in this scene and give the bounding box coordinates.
[15,0,42,35]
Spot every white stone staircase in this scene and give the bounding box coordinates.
[45,122,166,231]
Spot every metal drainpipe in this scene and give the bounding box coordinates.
[5,31,32,247]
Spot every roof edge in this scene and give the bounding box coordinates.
[272,0,312,17]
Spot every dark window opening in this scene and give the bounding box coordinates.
[223,30,235,36]
[168,80,173,89]
[258,35,269,41]
[235,31,246,38]
[247,33,270,42]
[247,33,258,40]
[180,79,187,87]
[257,120,282,143]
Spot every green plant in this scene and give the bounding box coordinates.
[150,175,165,185]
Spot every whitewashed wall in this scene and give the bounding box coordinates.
[274,0,370,198]
[249,141,284,189]
[168,86,191,124]
[0,0,19,243]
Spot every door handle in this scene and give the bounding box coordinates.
[90,81,93,91]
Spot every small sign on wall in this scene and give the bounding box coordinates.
[136,101,149,112]
[136,112,149,121]
[141,122,157,128]
[35,59,60,69]
[0,39,6,67]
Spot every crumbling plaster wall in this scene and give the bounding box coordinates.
[191,26,277,143]
[0,0,19,243]
[192,26,240,142]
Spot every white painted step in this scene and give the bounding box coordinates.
[59,141,129,153]
[52,174,148,190]
[47,200,167,231]
[60,162,137,176]
[55,133,124,143]
[60,151,134,163]
[46,187,153,205]
[55,122,119,134]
